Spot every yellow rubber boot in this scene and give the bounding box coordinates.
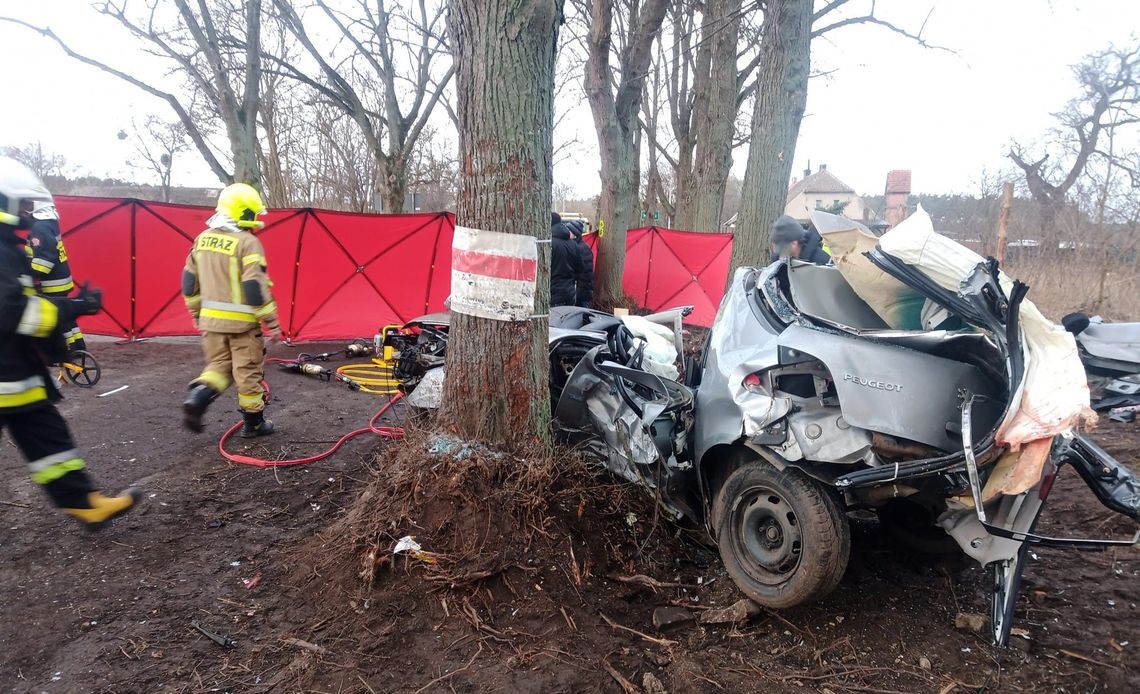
[62,488,142,531]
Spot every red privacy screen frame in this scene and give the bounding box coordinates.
[57,197,732,339]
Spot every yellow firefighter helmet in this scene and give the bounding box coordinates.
[216,183,267,229]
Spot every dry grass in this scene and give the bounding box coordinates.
[1006,255,1140,321]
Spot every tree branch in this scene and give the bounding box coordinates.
[0,16,232,183]
[811,3,956,56]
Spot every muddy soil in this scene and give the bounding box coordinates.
[1,338,1137,693]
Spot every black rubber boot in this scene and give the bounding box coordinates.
[182,384,218,433]
[240,411,276,438]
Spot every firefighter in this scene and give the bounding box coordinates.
[26,197,85,352]
[181,183,281,437]
[0,157,140,529]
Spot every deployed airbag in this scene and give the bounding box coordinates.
[877,207,1095,453]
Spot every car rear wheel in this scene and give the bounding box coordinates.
[713,463,850,609]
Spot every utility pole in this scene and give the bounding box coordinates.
[996,181,1013,263]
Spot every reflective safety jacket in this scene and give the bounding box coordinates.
[0,227,65,413]
[25,218,75,296]
[182,222,278,334]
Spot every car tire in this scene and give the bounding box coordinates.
[713,463,850,609]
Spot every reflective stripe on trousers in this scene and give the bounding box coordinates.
[0,376,49,409]
[196,370,231,392]
[29,449,87,484]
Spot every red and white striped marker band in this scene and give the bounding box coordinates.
[450,225,538,322]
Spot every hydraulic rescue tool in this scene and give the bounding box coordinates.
[276,360,362,391]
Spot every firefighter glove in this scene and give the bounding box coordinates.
[74,282,104,315]
[56,281,103,322]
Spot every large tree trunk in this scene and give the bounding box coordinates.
[586,0,669,309]
[375,154,408,213]
[231,122,262,187]
[674,0,742,232]
[439,0,560,449]
[221,0,263,187]
[730,0,811,273]
[592,132,638,308]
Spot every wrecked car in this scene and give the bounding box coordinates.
[1062,311,1140,416]
[555,209,1140,647]
[390,209,1140,646]
[384,305,692,409]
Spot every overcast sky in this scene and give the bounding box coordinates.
[2,1,1137,199]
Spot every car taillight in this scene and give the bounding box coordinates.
[742,372,763,392]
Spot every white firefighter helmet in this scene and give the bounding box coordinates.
[32,200,59,221]
[0,157,52,227]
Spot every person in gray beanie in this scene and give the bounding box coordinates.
[770,214,831,265]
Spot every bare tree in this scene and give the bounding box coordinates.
[1009,43,1140,226]
[122,117,191,202]
[266,0,454,213]
[672,0,752,232]
[633,0,761,233]
[439,0,562,448]
[585,0,670,309]
[730,0,946,275]
[2,0,264,187]
[1,142,68,180]
[730,0,812,274]
[404,127,459,211]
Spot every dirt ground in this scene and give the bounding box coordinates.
[1,338,1138,693]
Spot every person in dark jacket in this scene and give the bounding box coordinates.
[771,214,831,265]
[566,219,594,308]
[550,213,581,307]
[0,156,140,530]
[27,199,85,352]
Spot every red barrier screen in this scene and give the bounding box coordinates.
[56,197,733,338]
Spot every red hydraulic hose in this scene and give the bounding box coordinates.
[219,392,405,467]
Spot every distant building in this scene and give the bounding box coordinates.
[785,164,873,223]
[884,169,912,227]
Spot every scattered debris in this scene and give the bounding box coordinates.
[1010,627,1031,640]
[1109,407,1137,424]
[281,637,327,655]
[954,612,986,634]
[97,385,130,398]
[652,606,696,632]
[426,434,500,461]
[600,612,679,648]
[190,620,236,648]
[1060,648,1120,669]
[613,574,699,591]
[243,573,262,590]
[392,535,438,564]
[919,656,933,671]
[699,599,761,626]
[642,671,668,694]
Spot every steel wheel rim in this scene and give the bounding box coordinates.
[736,486,803,585]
